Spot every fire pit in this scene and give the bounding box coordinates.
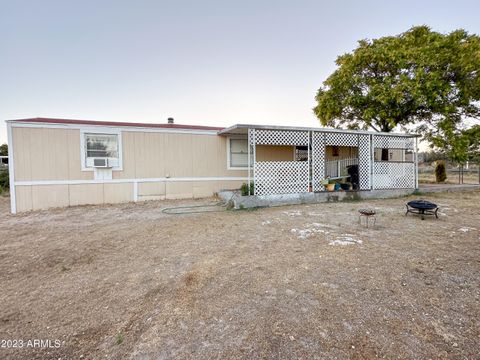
[358,208,376,228]
[405,200,439,220]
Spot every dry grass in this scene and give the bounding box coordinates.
[0,191,479,359]
[419,170,479,184]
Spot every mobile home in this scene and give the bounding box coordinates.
[6,118,418,213]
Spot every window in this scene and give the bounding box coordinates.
[229,138,250,168]
[374,148,412,162]
[381,148,389,161]
[332,146,339,157]
[405,150,414,162]
[295,146,308,161]
[84,133,119,168]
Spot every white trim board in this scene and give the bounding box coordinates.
[9,121,220,136]
[15,176,248,186]
[7,122,16,214]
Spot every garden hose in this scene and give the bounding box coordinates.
[160,193,235,215]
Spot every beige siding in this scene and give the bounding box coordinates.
[69,184,104,206]
[16,183,138,211]
[13,127,92,181]
[192,135,217,176]
[167,134,193,177]
[216,180,244,191]
[325,146,358,161]
[12,127,251,183]
[138,181,166,198]
[119,131,137,179]
[12,126,254,211]
[32,185,69,210]
[112,131,248,179]
[165,182,194,199]
[15,180,248,211]
[136,179,244,202]
[193,181,214,198]
[13,128,32,181]
[15,186,33,212]
[104,183,133,204]
[256,145,294,161]
[66,130,92,180]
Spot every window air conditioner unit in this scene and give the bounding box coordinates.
[93,158,109,168]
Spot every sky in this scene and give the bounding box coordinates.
[1,0,480,145]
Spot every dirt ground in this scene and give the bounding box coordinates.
[0,191,479,359]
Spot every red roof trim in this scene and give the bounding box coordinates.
[9,117,225,131]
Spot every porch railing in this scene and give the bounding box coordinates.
[325,157,358,178]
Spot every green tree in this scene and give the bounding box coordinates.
[429,124,480,165]
[314,26,480,134]
[0,143,7,156]
[464,125,480,163]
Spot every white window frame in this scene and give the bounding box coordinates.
[80,128,123,171]
[227,136,250,170]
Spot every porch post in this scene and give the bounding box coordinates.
[415,137,419,190]
[308,131,311,192]
[252,129,256,195]
[370,134,374,190]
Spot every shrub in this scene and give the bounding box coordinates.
[0,168,9,190]
[240,182,254,196]
[435,161,447,183]
[115,333,124,345]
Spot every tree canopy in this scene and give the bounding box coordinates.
[0,144,7,157]
[464,125,480,163]
[314,26,480,134]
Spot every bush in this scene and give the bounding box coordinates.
[435,161,447,183]
[240,182,254,196]
[0,168,9,190]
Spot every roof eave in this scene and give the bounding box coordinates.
[7,118,225,132]
[218,124,420,137]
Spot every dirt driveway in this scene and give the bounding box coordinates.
[0,191,479,359]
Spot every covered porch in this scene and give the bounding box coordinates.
[218,125,419,196]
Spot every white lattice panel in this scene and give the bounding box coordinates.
[254,161,309,195]
[373,163,414,189]
[325,132,358,147]
[312,132,325,191]
[253,130,309,146]
[358,135,371,190]
[373,135,414,149]
[248,128,255,145]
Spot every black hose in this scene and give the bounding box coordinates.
[160,193,235,215]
